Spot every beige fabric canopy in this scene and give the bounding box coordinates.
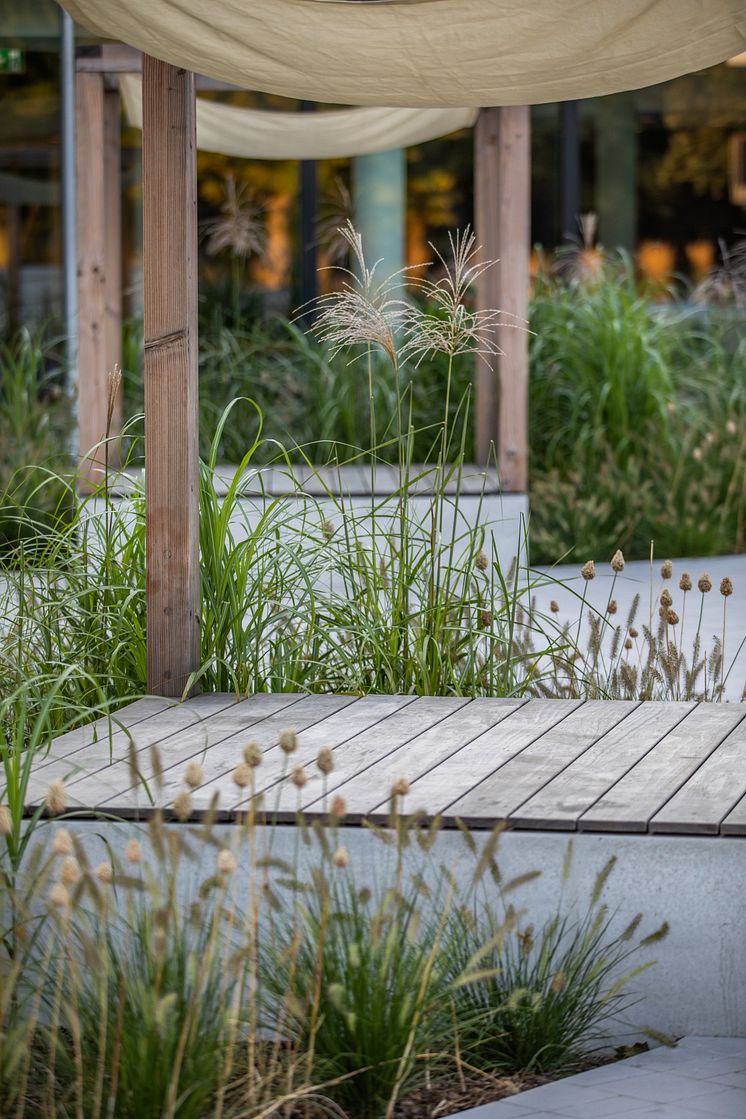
[65,0,746,108]
[119,74,476,159]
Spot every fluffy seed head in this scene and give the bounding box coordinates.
[217,849,237,876]
[581,560,596,581]
[332,846,349,869]
[607,599,618,615]
[661,560,673,580]
[392,777,410,798]
[279,729,298,755]
[698,573,713,593]
[184,760,204,789]
[291,765,308,789]
[720,577,733,597]
[96,862,113,885]
[725,418,737,436]
[475,551,489,572]
[666,609,679,626]
[550,599,560,614]
[317,747,334,775]
[322,519,335,541]
[660,589,672,608]
[480,609,493,628]
[624,638,633,650]
[243,742,262,767]
[330,794,347,819]
[45,781,66,816]
[629,627,639,639]
[173,791,193,822]
[52,828,73,856]
[125,838,142,865]
[610,549,625,572]
[60,856,80,886]
[232,763,252,788]
[49,883,70,909]
[679,572,692,592]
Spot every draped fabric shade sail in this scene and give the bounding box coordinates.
[65,0,746,109]
[118,75,477,159]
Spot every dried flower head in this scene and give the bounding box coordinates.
[279,729,298,755]
[49,883,71,910]
[661,560,673,580]
[184,760,204,789]
[629,627,639,639]
[679,572,692,592]
[720,577,733,597]
[581,560,596,581]
[96,862,113,885]
[217,849,237,876]
[332,846,349,869]
[624,638,633,650]
[606,599,618,616]
[610,549,625,572]
[173,791,193,822]
[330,794,347,819]
[392,777,410,798]
[666,609,679,626]
[309,221,410,365]
[0,805,10,837]
[321,519,335,541]
[660,589,673,608]
[698,573,713,593]
[480,609,494,628]
[202,174,266,261]
[45,781,66,816]
[125,837,142,865]
[317,747,334,775]
[403,227,506,362]
[232,763,252,788]
[291,765,308,789]
[550,599,560,614]
[475,550,489,572]
[244,742,262,767]
[52,828,73,856]
[60,856,80,886]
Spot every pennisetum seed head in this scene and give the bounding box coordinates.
[52,828,73,856]
[49,883,71,910]
[232,763,252,788]
[322,519,335,541]
[60,856,80,886]
[291,765,308,789]
[173,791,193,822]
[0,805,10,837]
[184,760,204,789]
[217,849,237,876]
[96,862,113,885]
[125,837,142,865]
[45,781,66,816]
[317,746,334,775]
[244,742,262,767]
[330,794,347,819]
[279,729,298,755]
[332,846,349,869]
[475,551,489,572]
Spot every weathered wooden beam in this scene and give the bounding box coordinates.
[474,106,531,492]
[142,56,200,697]
[75,70,108,477]
[104,86,123,452]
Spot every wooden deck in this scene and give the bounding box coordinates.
[24,695,746,836]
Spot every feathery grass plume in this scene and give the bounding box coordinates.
[59,856,80,886]
[201,173,266,262]
[307,220,411,365]
[95,862,113,885]
[173,791,193,822]
[45,781,65,816]
[52,829,73,856]
[184,760,203,789]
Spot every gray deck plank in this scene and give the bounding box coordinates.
[650,712,746,834]
[80,693,356,814]
[24,693,242,804]
[328,697,534,819]
[579,703,746,833]
[190,694,414,815]
[90,692,310,811]
[437,699,638,826]
[31,696,174,771]
[721,791,746,836]
[508,701,694,830]
[299,695,474,815]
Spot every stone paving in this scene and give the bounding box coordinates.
[454,1037,746,1118]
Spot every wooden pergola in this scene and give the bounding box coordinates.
[74,49,530,696]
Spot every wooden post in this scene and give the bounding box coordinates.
[76,70,108,473]
[474,106,531,492]
[103,85,123,445]
[142,56,200,697]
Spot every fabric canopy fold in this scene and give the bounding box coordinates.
[119,75,476,159]
[64,0,746,108]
